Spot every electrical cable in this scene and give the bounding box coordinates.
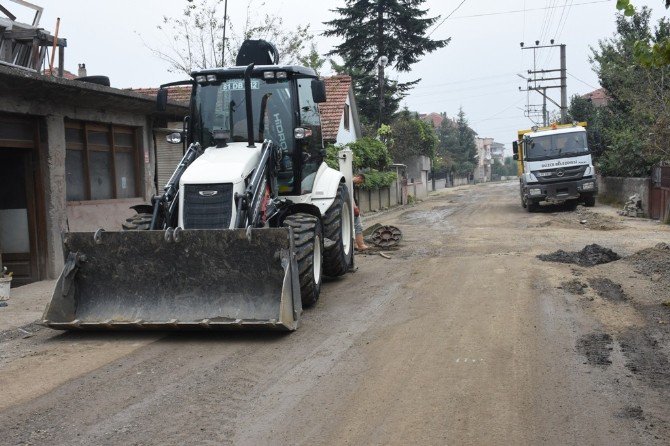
[427,0,469,37]
[567,71,599,90]
[445,0,612,21]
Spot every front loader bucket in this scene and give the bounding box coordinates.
[42,228,302,331]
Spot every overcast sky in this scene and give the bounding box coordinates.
[9,0,667,147]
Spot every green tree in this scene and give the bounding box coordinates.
[453,108,478,175]
[435,109,477,176]
[567,94,605,159]
[323,0,449,125]
[616,0,670,67]
[330,59,417,126]
[298,43,326,76]
[387,110,438,161]
[589,7,670,175]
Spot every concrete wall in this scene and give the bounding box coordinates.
[597,176,650,212]
[67,198,145,232]
[355,187,398,213]
[0,97,156,279]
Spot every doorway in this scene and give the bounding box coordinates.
[0,114,45,286]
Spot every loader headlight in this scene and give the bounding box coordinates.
[195,75,207,83]
[529,188,542,196]
[275,71,287,79]
[206,74,217,82]
[263,71,275,79]
[582,182,595,190]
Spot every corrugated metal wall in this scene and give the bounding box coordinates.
[154,129,184,191]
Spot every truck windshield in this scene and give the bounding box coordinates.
[194,78,293,151]
[525,132,589,161]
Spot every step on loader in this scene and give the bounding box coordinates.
[42,40,355,331]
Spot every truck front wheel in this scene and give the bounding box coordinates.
[525,197,538,213]
[583,195,596,207]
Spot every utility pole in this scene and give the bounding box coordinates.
[560,44,567,124]
[378,55,388,128]
[221,0,228,66]
[519,41,568,124]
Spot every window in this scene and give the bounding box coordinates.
[343,103,350,131]
[296,78,324,193]
[65,121,140,201]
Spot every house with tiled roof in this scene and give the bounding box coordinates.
[320,75,361,145]
[582,87,609,107]
[129,85,192,105]
[419,112,446,128]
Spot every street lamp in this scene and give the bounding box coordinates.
[378,55,388,128]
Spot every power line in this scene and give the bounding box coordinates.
[412,72,516,90]
[567,71,599,90]
[428,0,469,37]
[445,0,612,21]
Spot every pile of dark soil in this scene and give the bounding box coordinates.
[538,244,621,267]
[627,243,670,282]
[619,329,670,388]
[576,332,613,366]
[559,279,587,295]
[588,278,628,302]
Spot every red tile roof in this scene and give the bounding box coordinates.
[419,112,445,128]
[582,87,609,107]
[129,86,192,105]
[41,68,77,80]
[321,75,352,142]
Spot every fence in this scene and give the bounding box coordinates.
[650,165,670,222]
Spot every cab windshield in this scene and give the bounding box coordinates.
[525,131,589,161]
[194,78,293,151]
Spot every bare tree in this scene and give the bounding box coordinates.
[146,0,314,74]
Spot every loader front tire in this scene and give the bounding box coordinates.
[283,213,323,307]
[323,183,354,277]
[122,212,152,230]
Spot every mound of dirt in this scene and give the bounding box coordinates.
[538,244,621,267]
[588,278,627,302]
[626,243,670,283]
[556,207,624,231]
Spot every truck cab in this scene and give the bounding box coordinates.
[513,122,597,212]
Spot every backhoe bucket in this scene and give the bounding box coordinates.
[42,228,302,331]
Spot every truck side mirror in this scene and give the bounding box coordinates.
[512,141,518,154]
[157,89,168,112]
[311,79,327,103]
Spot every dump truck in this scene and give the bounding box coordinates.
[513,122,597,212]
[42,40,355,331]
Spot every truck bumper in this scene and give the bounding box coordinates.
[523,178,598,203]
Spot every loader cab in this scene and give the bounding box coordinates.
[188,66,326,196]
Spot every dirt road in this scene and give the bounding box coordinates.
[1,181,669,445]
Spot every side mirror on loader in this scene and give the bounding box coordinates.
[513,154,518,161]
[311,79,327,103]
[156,88,168,112]
[512,141,518,154]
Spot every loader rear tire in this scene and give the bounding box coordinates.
[283,213,323,307]
[323,183,354,277]
[122,212,152,230]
